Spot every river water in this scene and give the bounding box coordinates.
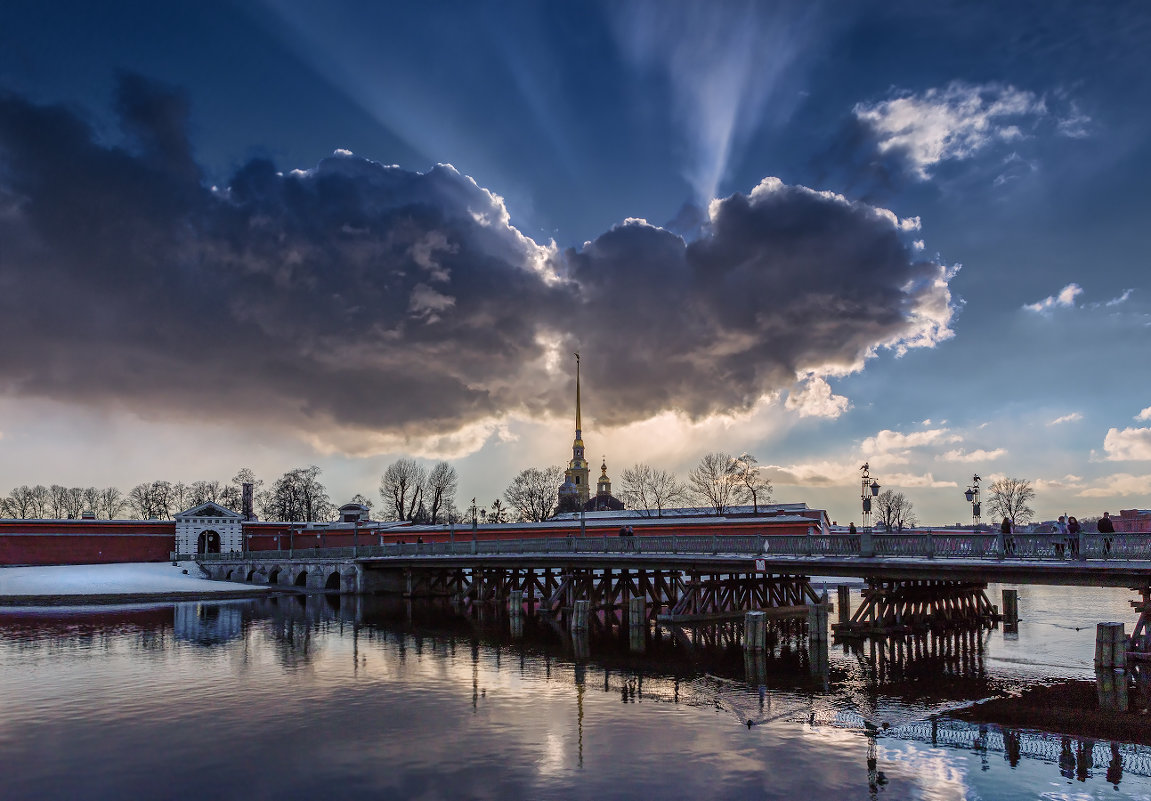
[2,583,1149,800]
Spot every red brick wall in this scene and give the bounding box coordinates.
[1116,510,1151,533]
[0,521,175,566]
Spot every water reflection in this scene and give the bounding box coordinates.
[2,593,1151,800]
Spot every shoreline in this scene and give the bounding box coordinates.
[0,588,279,606]
[950,680,1151,746]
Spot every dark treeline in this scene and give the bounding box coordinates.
[0,451,778,524]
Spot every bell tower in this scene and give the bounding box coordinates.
[564,352,590,506]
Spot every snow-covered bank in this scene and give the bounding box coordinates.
[0,561,268,599]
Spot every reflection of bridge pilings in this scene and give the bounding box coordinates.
[845,627,988,684]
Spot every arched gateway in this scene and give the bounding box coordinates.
[175,502,243,555]
[197,530,221,554]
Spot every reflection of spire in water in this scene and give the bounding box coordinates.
[472,640,480,713]
[576,671,585,769]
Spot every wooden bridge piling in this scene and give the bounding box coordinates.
[1001,589,1019,627]
[745,610,767,652]
[1095,622,1127,669]
[571,599,590,633]
[838,585,851,625]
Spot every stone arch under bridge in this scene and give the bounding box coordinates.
[205,560,357,593]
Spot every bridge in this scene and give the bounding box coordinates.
[192,529,1151,657]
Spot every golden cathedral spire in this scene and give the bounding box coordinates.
[564,351,589,506]
[574,351,582,438]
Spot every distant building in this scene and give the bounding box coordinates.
[337,503,371,523]
[1117,509,1151,533]
[584,459,624,512]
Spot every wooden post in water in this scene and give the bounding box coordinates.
[628,596,646,629]
[571,599,590,633]
[1095,622,1127,669]
[629,596,647,653]
[1001,589,1019,625]
[838,586,852,625]
[509,590,524,619]
[1096,666,1129,712]
[808,592,829,644]
[745,610,767,652]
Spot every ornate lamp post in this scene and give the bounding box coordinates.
[860,463,880,557]
[964,474,981,531]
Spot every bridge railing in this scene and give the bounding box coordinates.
[187,531,1151,562]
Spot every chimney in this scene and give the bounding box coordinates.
[242,482,254,521]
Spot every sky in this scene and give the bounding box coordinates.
[0,0,1149,526]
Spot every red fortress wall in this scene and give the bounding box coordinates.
[2,509,831,565]
[0,520,176,566]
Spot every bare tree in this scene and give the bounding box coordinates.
[620,463,686,517]
[504,465,564,522]
[875,490,917,533]
[256,488,276,521]
[423,461,458,525]
[488,498,510,523]
[61,487,86,519]
[222,467,263,513]
[266,466,333,522]
[987,477,1036,526]
[688,452,747,515]
[98,486,125,519]
[168,482,191,513]
[82,487,101,516]
[48,484,69,518]
[218,483,241,512]
[4,486,39,518]
[348,493,374,512]
[188,480,223,507]
[127,483,156,519]
[127,481,175,519]
[380,458,427,521]
[29,485,50,518]
[733,453,773,513]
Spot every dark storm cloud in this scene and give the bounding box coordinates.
[570,180,953,424]
[0,77,955,450]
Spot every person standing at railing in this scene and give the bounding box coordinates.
[1098,512,1115,556]
[1052,517,1068,558]
[1067,516,1081,559]
[1000,517,1015,557]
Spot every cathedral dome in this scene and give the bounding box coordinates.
[555,476,581,515]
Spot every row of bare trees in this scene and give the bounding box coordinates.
[497,452,775,523]
[866,477,1041,532]
[378,458,459,524]
[0,452,1051,529]
[0,467,332,522]
[1,484,127,520]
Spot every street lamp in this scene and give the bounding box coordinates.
[860,463,880,531]
[964,474,981,531]
[859,463,880,557]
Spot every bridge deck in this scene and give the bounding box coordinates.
[195,530,1151,589]
[343,553,1151,587]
